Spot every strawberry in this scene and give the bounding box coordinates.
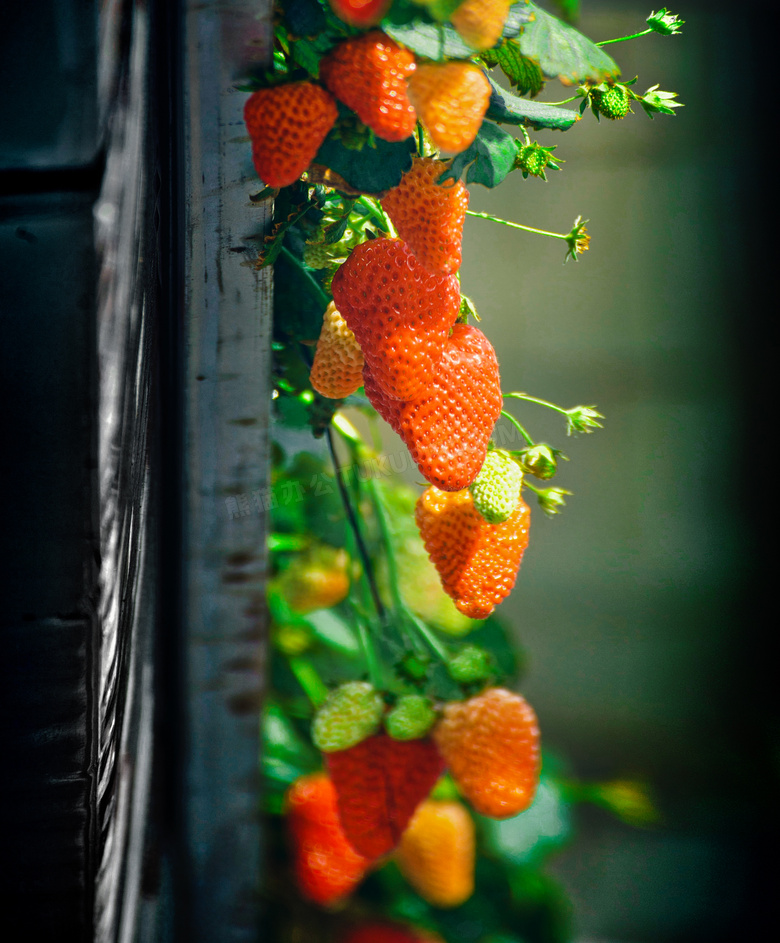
[325,732,445,859]
[407,62,491,155]
[331,238,460,402]
[381,157,469,275]
[469,449,523,523]
[274,544,350,614]
[385,694,437,741]
[433,687,540,818]
[341,924,442,943]
[396,799,475,907]
[310,301,365,400]
[243,82,338,188]
[312,681,385,753]
[415,486,530,619]
[328,0,392,28]
[285,773,370,906]
[450,0,512,51]
[364,324,502,492]
[319,33,417,143]
[591,83,633,120]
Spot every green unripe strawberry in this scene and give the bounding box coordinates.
[518,444,559,481]
[312,681,385,753]
[447,645,492,684]
[385,694,437,741]
[469,450,523,524]
[516,142,548,177]
[592,84,632,120]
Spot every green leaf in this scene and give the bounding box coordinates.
[313,133,414,194]
[305,609,361,657]
[440,121,520,188]
[486,76,578,131]
[480,772,573,866]
[384,20,475,60]
[386,3,532,60]
[495,40,545,96]
[521,2,620,85]
[503,1,535,37]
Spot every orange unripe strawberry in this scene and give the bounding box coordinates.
[433,687,540,818]
[364,324,502,492]
[310,301,365,399]
[451,0,512,51]
[381,157,469,275]
[407,62,491,155]
[325,732,445,859]
[396,799,475,907]
[414,487,529,617]
[331,238,460,402]
[243,82,338,188]
[320,32,417,143]
[275,544,350,614]
[285,773,371,906]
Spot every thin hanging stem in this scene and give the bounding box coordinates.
[279,245,329,309]
[504,391,569,418]
[326,427,386,622]
[597,28,653,46]
[466,210,569,243]
[500,409,535,447]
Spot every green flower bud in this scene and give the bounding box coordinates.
[447,645,492,684]
[385,694,437,741]
[518,444,560,480]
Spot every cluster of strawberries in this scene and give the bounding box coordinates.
[287,685,539,908]
[308,150,530,620]
[244,29,493,189]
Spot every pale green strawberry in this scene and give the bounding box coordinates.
[312,681,384,753]
[447,645,492,684]
[469,450,523,524]
[592,83,632,120]
[385,694,437,741]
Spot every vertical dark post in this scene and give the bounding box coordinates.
[177,2,273,940]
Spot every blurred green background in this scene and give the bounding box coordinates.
[346,2,772,939]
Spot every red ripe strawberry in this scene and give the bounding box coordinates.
[328,0,392,28]
[331,238,460,402]
[325,732,445,859]
[433,687,540,818]
[415,487,530,619]
[407,62,491,155]
[381,157,469,275]
[285,773,371,906]
[319,32,417,143]
[365,324,502,492]
[341,924,442,943]
[243,82,338,188]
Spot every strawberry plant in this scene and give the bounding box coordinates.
[249,2,684,939]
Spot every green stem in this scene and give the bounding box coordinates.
[326,427,386,622]
[279,245,329,309]
[504,391,569,418]
[357,196,397,238]
[355,611,384,690]
[500,409,535,447]
[288,655,328,707]
[597,28,653,46]
[407,612,450,664]
[466,210,568,242]
[540,95,580,106]
[366,477,405,614]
